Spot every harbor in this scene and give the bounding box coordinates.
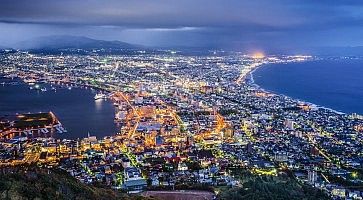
[0,76,119,139]
[0,112,65,141]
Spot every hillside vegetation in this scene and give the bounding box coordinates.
[0,167,152,200]
[218,170,330,200]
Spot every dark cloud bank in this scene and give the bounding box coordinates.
[1,0,363,53]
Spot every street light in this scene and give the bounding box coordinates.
[351,172,358,179]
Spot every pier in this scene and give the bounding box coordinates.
[0,112,65,141]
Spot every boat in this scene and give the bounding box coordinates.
[10,82,19,85]
[23,78,37,85]
[94,93,107,100]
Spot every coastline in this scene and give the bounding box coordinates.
[247,62,347,115]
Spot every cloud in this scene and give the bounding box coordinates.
[1,0,363,50]
[0,0,304,28]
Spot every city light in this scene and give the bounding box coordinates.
[252,52,265,59]
[0,51,362,198]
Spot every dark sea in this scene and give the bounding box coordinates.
[253,58,363,115]
[0,77,119,139]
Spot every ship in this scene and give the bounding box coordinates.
[23,78,37,85]
[94,93,107,100]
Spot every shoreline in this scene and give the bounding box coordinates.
[247,62,348,115]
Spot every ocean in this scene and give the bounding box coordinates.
[0,77,119,139]
[253,58,363,115]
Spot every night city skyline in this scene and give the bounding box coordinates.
[1,1,363,200]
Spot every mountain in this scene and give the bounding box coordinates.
[270,46,363,56]
[0,167,154,200]
[309,46,363,56]
[218,169,330,200]
[14,35,142,51]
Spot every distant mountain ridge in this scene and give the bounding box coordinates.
[7,35,363,56]
[264,46,363,56]
[310,46,363,56]
[14,35,142,51]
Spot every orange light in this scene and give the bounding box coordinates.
[252,52,265,59]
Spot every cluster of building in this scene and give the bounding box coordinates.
[0,50,362,198]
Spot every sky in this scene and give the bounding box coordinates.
[1,0,363,52]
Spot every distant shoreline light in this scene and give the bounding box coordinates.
[252,52,265,59]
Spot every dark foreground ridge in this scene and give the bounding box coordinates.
[0,166,330,200]
[0,166,153,200]
[218,170,330,200]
